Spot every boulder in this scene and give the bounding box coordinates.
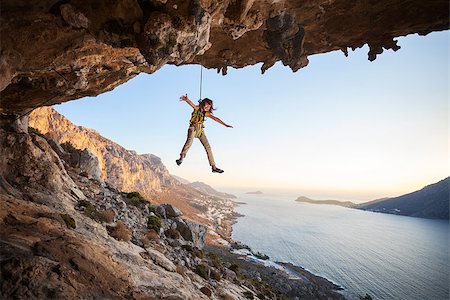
[200,286,212,297]
[158,204,183,219]
[48,139,66,157]
[175,219,207,249]
[141,249,176,272]
[78,149,101,180]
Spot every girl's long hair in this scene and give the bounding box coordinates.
[199,98,215,112]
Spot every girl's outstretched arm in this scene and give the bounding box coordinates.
[209,115,233,128]
[179,94,197,109]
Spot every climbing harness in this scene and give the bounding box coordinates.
[190,108,206,138]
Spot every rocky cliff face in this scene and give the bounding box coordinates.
[1,0,448,114]
[29,106,175,195]
[0,127,248,299]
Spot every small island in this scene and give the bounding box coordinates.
[295,196,355,208]
[246,190,263,195]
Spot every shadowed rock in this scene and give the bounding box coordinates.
[0,0,448,114]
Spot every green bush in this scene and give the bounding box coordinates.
[60,142,78,153]
[131,196,141,206]
[148,205,161,217]
[78,200,104,223]
[28,127,46,139]
[125,191,142,199]
[60,213,76,229]
[207,251,218,260]
[147,215,161,232]
[125,191,148,207]
[182,244,193,252]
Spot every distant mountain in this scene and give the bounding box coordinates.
[358,177,449,219]
[172,175,191,185]
[188,181,236,199]
[295,196,356,208]
[296,177,450,219]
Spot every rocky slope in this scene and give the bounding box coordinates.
[28,106,239,242]
[1,0,448,114]
[0,117,346,299]
[0,128,249,298]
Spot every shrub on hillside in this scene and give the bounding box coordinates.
[103,209,115,223]
[148,205,161,217]
[147,215,161,232]
[109,221,132,242]
[165,228,180,239]
[140,229,160,248]
[195,264,210,280]
[78,200,104,223]
[28,127,46,139]
[125,191,148,207]
[60,213,76,229]
[182,244,204,258]
[61,141,78,153]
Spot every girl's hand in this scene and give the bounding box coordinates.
[180,94,189,102]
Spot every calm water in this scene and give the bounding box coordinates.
[231,192,449,300]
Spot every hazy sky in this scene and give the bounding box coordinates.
[56,31,448,201]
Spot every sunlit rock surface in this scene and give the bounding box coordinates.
[29,107,175,194]
[1,0,448,113]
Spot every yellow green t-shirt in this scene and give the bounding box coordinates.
[190,107,211,125]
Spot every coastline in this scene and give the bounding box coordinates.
[208,197,354,299]
[206,244,347,299]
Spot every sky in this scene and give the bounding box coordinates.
[55,31,449,201]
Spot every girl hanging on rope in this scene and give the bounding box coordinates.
[176,94,233,173]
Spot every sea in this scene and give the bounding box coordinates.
[229,191,449,300]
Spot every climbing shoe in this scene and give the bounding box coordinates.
[176,159,183,166]
[212,167,224,173]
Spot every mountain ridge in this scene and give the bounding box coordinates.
[188,181,237,199]
[296,178,449,219]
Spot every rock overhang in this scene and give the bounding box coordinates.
[0,0,448,114]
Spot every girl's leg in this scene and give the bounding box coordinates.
[179,126,195,160]
[199,132,216,167]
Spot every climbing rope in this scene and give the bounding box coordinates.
[199,65,203,102]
